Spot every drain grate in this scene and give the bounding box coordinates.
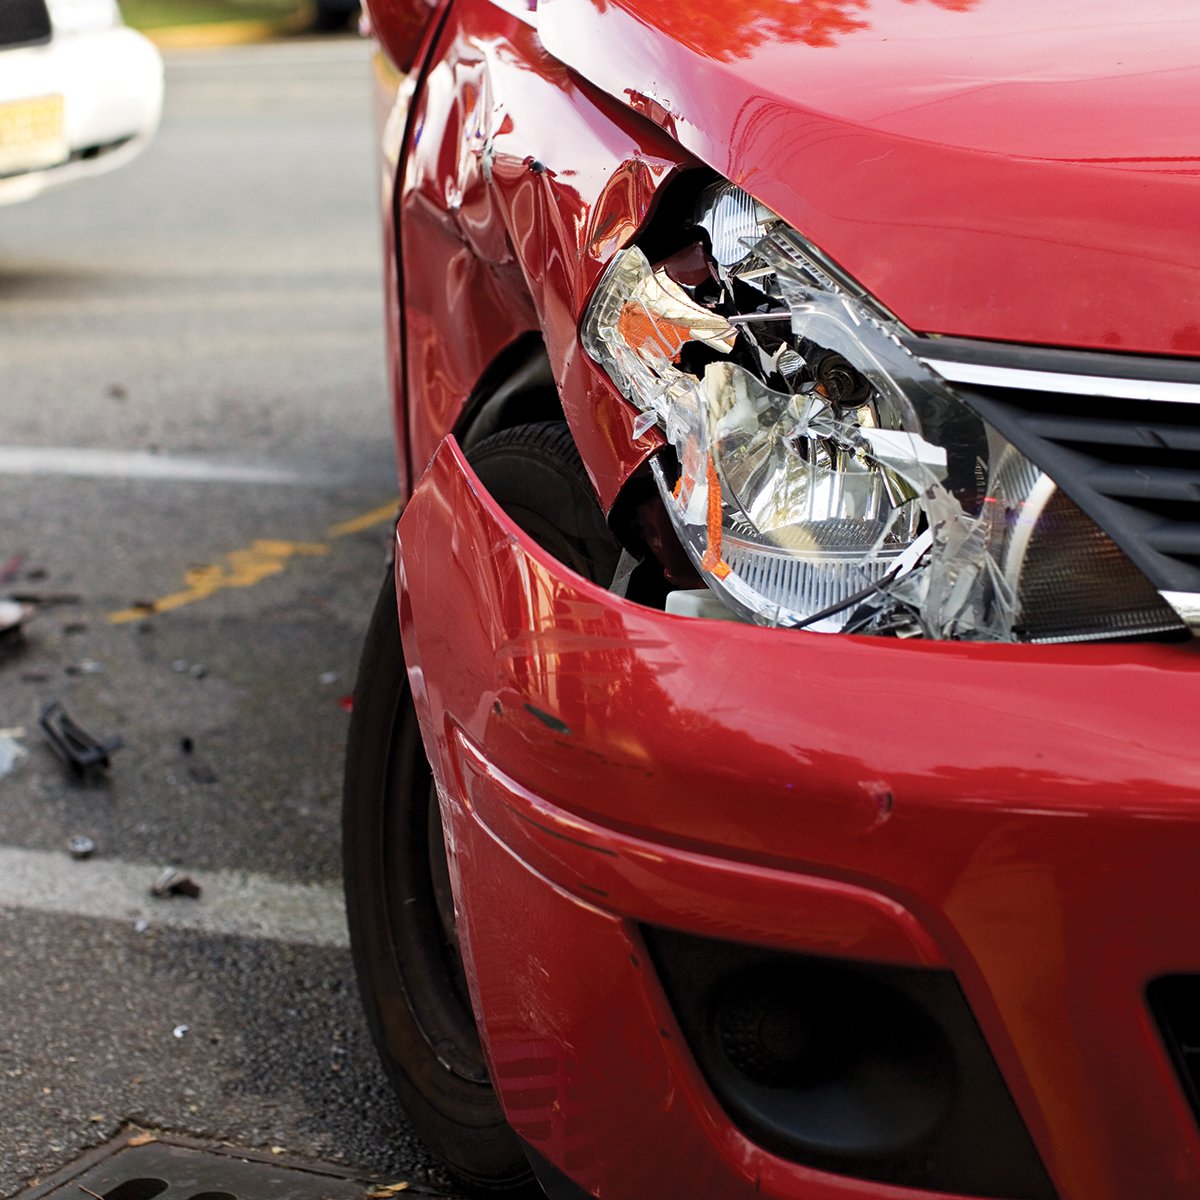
[19,1137,371,1200]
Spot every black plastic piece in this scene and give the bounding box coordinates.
[644,926,1055,1199]
[1148,976,1200,1125]
[39,701,122,777]
[520,1142,592,1200]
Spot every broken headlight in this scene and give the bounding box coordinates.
[582,183,1185,642]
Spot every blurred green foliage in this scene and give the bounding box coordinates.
[119,0,306,29]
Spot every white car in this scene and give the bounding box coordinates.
[0,0,162,205]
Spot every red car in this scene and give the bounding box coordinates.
[342,2,1200,1198]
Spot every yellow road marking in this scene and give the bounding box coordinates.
[108,499,399,625]
[327,500,399,539]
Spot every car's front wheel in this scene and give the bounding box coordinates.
[343,422,620,1195]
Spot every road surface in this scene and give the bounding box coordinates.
[0,36,453,1196]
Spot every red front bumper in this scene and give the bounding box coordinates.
[397,437,1200,1200]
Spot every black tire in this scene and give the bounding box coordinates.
[468,421,622,586]
[343,422,618,1195]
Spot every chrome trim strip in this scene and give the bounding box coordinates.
[922,359,1200,405]
[1161,592,1200,633]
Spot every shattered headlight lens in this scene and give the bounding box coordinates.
[582,184,1185,642]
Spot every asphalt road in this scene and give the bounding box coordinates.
[0,37,455,1196]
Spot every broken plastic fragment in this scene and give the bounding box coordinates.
[630,410,658,439]
[0,599,32,660]
[152,867,202,899]
[65,658,104,676]
[0,599,31,634]
[0,729,27,780]
[67,835,95,860]
[39,702,122,777]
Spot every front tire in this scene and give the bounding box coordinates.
[344,421,618,1195]
[343,571,537,1195]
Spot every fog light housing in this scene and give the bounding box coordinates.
[644,927,1055,1199]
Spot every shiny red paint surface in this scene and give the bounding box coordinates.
[364,0,439,71]
[539,0,1200,356]
[397,438,1200,1200]
[396,0,673,505]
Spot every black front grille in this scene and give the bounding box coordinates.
[1149,976,1200,1124]
[0,0,52,47]
[912,338,1200,596]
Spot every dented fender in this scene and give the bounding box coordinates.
[398,0,689,508]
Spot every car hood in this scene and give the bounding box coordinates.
[538,0,1200,357]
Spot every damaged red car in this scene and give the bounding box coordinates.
[342,1,1200,1198]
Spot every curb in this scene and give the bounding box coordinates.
[139,4,314,48]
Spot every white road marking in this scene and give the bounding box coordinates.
[0,845,348,947]
[0,286,380,316]
[0,447,364,485]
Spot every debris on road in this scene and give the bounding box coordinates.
[187,761,218,785]
[172,1024,190,1040]
[0,599,32,657]
[7,591,80,606]
[65,659,105,676]
[178,735,218,783]
[366,1183,411,1197]
[0,728,27,780]
[151,867,202,900]
[0,599,30,631]
[0,554,24,585]
[319,670,338,685]
[67,835,96,860]
[39,701,123,778]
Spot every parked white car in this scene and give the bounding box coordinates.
[0,0,162,205]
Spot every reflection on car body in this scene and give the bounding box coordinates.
[343,2,1200,1198]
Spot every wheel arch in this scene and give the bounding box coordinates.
[455,333,564,454]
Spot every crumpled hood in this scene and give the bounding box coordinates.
[539,0,1200,357]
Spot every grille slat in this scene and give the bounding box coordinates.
[0,0,52,48]
[1145,523,1200,557]
[953,381,1200,594]
[1085,464,1200,504]
[1024,416,1200,454]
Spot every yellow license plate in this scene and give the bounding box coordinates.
[0,94,68,177]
